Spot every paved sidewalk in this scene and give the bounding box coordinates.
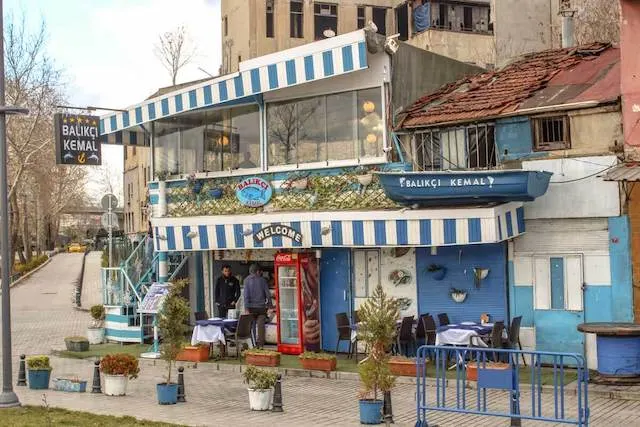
[81,251,104,308]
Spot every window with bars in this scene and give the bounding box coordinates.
[266,0,275,38]
[357,6,366,29]
[314,3,337,40]
[533,115,570,151]
[290,1,304,38]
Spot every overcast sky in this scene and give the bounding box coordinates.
[5,0,222,203]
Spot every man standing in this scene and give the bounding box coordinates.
[215,264,241,318]
[243,263,272,348]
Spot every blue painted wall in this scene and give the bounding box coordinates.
[319,248,352,352]
[495,117,546,163]
[608,216,634,322]
[416,243,507,325]
[512,286,534,327]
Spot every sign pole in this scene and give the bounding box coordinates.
[108,199,113,268]
[0,0,29,408]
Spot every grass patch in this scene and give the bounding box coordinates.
[3,406,181,426]
[54,343,147,360]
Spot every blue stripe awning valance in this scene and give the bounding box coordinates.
[151,203,525,252]
[99,31,368,139]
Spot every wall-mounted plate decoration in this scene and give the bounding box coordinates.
[391,247,411,258]
[389,269,411,286]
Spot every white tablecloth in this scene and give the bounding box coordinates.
[191,325,226,346]
[436,328,488,347]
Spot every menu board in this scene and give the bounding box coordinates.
[138,283,170,313]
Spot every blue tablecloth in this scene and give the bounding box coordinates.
[196,318,238,329]
[437,323,493,335]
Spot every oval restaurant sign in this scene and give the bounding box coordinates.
[235,177,273,207]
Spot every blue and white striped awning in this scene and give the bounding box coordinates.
[151,203,524,252]
[99,30,368,142]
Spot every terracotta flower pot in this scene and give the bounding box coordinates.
[300,358,337,372]
[388,358,418,377]
[177,345,209,362]
[245,353,280,367]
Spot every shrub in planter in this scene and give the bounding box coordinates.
[243,365,278,411]
[157,279,190,405]
[88,304,106,345]
[299,352,337,372]
[100,353,139,396]
[244,348,281,367]
[27,356,52,390]
[388,356,420,377]
[64,336,90,352]
[357,285,399,425]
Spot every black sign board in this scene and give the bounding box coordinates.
[254,224,303,244]
[54,113,101,165]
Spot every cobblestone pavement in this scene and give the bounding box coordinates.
[3,254,640,426]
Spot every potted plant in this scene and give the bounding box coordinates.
[64,336,90,352]
[157,279,190,405]
[388,356,421,377]
[354,166,373,186]
[155,170,169,181]
[27,356,52,390]
[177,345,210,362]
[357,284,399,425]
[208,187,223,199]
[87,304,105,344]
[187,173,203,195]
[426,264,446,281]
[299,352,337,372]
[450,287,467,303]
[100,353,139,396]
[242,365,278,411]
[52,376,87,393]
[244,348,281,367]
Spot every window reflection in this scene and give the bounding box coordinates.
[267,87,383,167]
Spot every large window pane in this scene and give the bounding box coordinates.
[268,101,298,166]
[231,105,260,170]
[154,121,180,175]
[297,97,325,164]
[357,88,383,158]
[179,112,206,173]
[326,92,355,161]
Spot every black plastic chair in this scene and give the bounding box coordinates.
[397,316,416,357]
[471,321,505,362]
[438,313,450,326]
[335,312,353,358]
[503,316,526,366]
[422,314,437,360]
[415,313,428,345]
[225,314,254,360]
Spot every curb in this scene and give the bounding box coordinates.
[9,258,52,288]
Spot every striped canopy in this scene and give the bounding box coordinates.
[151,203,524,252]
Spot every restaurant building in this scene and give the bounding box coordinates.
[97,29,557,354]
[396,42,632,368]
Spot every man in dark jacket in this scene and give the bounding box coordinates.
[243,263,272,348]
[214,264,241,318]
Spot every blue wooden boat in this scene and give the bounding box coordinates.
[376,170,552,206]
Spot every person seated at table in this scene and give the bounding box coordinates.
[215,264,241,319]
[243,263,273,349]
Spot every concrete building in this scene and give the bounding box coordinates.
[123,145,151,241]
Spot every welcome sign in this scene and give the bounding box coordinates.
[54,113,102,165]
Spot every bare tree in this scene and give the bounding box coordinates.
[154,25,197,85]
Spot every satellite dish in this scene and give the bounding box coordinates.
[323,29,336,38]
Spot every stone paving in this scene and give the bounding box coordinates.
[81,251,104,309]
[2,254,640,426]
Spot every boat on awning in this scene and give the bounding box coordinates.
[151,202,524,252]
[376,170,552,207]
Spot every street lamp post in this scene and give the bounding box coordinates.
[0,0,29,408]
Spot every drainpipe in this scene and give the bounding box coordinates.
[559,3,576,48]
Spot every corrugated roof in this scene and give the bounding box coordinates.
[603,162,640,182]
[399,43,619,129]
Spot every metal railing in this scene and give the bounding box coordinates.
[415,345,589,426]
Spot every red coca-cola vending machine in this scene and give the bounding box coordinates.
[274,252,320,355]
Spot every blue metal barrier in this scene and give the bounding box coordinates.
[415,345,589,427]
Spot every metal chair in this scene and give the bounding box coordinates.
[335,312,353,358]
[397,316,416,357]
[225,314,254,359]
[353,310,361,324]
[503,316,526,366]
[471,321,505,362]
[437,313,450,326]
[415,313,428,345]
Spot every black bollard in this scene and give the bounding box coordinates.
[383,390,394,424]
[17,354,26,386]
[91,360,102,393]
[177,366,186,402]
[271,374,283,412]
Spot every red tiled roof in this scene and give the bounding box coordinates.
[398,43,620,129]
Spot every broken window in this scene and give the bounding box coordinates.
[290,0,303,38]
[314,3,337,40]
